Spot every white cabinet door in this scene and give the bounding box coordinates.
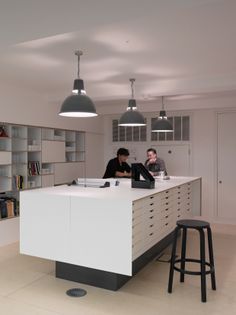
[0,152,11,164]
[42,140,65,163]
[217,112,236,219]
[153,145,190,176]
[42,174,54,187]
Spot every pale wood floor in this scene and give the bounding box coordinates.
[0,223,235,315]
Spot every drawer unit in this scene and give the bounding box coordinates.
[132,182,196,260]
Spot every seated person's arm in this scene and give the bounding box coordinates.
[115,171,130,177]
[115,163,131,177]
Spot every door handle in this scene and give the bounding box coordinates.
[219,180,222,184]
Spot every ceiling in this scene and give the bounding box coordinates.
[1,0,236,108]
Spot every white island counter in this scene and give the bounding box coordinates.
[20,176,201,290]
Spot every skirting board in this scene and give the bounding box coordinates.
[56,230,175,291]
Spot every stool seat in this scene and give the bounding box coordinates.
[177,219,210,229]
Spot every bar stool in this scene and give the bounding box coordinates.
[168,219,216,302]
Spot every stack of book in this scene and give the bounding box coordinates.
[28,161,40,175]
[0,197,18,219]
[13,175,24,190]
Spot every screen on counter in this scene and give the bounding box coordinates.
[131,163,155,182]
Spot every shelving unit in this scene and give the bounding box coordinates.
[0,125,12,193]
[0,123,86,228]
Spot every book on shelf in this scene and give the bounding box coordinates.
[13,175,24,190]
[6,200,14,218]
[28,161,40,176]
[0,197,17,219]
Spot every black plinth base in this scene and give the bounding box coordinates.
[56,230,175,291]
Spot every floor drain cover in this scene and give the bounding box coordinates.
[66,288,87,297]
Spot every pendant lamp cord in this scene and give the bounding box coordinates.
[130,78,135,99]
[161,96,164,110]
[75,50,83,79]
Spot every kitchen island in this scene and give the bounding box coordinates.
[20,176,201,290]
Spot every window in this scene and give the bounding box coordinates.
[151,116,190,141]
[112,119,147,142]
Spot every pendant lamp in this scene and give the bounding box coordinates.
[59,50,97,117]
[152,96,173,132]
[119,78,146,126]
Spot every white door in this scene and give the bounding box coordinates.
[217,112,236,219]
[153,145,190,176]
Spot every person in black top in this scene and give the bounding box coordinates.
[103,148,131,178]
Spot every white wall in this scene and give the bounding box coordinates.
[191,110,216,220]
[0,84,105,178]
[0,84,103,133]
[102,102,236,224]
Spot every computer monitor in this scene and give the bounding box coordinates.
[131,163,155,189]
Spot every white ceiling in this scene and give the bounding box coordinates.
[1,0,236,108]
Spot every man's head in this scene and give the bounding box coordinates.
[147,148,157,161]
[117,148,129,162]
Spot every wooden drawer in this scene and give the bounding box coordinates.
[132,238,143,254]
[132,221,143,235]
[132,199,145,210]
[132,206,143,219]
[132,214,143,226]
[132,228,143,243]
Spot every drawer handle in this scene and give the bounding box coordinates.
[165,197,169,199]
[178,197,180,199]
[178,202,181,205]
[165,223,169,226]
[177,215,181,217]
[165,208,169,211]
[177,208,181,211]
[166,190,169,193]
[166,202,169,205]
[150,196,154,199]
[150,203,154,206]
[149,209,154,213]
[150,224,154,228]
[149,216,154,219]
[149,232,153,236]
[165,215,168,218]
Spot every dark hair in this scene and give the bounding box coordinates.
[147,148,157,154]
[117,148,129,156]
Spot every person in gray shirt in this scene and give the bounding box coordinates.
[144,148,167,176]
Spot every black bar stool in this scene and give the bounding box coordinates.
[168,219,216,302]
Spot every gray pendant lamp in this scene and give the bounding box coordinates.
[152,96,173,132]
[59,50,97,117]
[119,78,146,126]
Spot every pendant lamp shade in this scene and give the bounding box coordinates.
[59,94,97,117]
[152,98,173,132]
[59,50,97,118]
[119,79,146,127]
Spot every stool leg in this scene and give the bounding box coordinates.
[207,227,216,290]
[168,227,179,293]
[199,229,207,302]
[180,227,187,282]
